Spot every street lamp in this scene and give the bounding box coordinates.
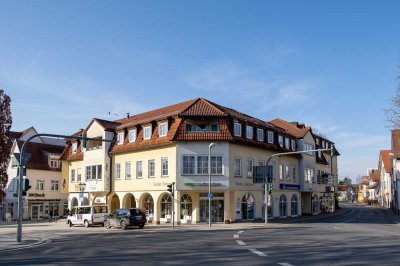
[208,143,216,227]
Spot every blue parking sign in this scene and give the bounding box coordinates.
[208,193,214,198]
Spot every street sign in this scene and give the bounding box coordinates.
[253,165,273,184]
[79,192,84,199]
[13,153,31,166]
[208,193,214,198]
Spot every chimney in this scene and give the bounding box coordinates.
[391,129,400,158]
[127,113,130,118]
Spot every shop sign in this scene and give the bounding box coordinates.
[85,181,100,192]
[184,182,222,187]
[279,184,300,190]
[28,193,45,197]
[94,196,106,204]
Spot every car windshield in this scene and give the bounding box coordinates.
[93,206,108,213]
[130,209,144,216]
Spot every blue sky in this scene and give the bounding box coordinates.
[1,1,399,181]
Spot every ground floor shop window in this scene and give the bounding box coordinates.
[291,195,298,216]
[279,194,287,217]
[180,194,192,220]
[241,192,255,220]
[160,194,172,219]
[48,202,59,216]
[199,193,224,222]
[312,195,319,213]
[142,194,154,220]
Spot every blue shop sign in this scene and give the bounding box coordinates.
[280,184,300,190]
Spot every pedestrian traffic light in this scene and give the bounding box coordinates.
[167,182,175,196]
[268,183,273,194]
[22,178,31,196]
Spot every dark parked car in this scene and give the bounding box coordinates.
[104,208,147,230]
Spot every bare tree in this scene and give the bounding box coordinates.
[385,72,400,128]
[0,89,12,202]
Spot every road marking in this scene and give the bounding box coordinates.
[237,230,244,234]
[342,218,355,223]
[333,227,351,231]
[236,240,246,246]
[248,248,267,257]
[233,234,239,239]
[279,263,294,266]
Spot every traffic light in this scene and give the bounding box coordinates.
[22,178,31,196]
[268,183,273,194]
[167,182,175,197]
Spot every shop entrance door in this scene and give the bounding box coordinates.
[199,199,224,222]
[31,204,43,220]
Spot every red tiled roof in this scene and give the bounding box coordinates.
[392,130,400,158]
[370,171,379,182]
[179,98,227,117]
[16,141,65,171]
[269,119,310,138]
[380,150,392,173]
[116,98,198,130]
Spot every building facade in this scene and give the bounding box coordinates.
[4,127,67,220]
[61,98,339,224]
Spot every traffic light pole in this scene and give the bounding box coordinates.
[16,133,111,242]
[263,146,335,225]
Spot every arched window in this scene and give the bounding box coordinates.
[291,195,298,216]
[82,197,89,206]
[161,194,172,218]
[279,194,287,217]
[143,194,154,216]
[71,197,78,208]
[312,195,319,214]
[241,193,255,220]
[180,194,192,219]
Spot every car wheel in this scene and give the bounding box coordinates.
[139,223,144,229]
[84,220,90,228]
[104,221,111,229]
[120,220,127,230]
[68,221,73,227]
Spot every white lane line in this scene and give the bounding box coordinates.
[333,227,351,231]
[248,248,268,257]
[236,240,246,246]
[237,230,244,234]
[279,263,294,266]
[342,218,355,223]
[233,234,239,239]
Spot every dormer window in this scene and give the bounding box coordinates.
[322,141,325,148]
[49,159,60,168]
[159,122,168,137]
[129,129,137,143]
[268,131,274,144]
[72,143,77,153]
[257,128,264,141]
[285,137,290,149]
[144,125,152,140]
[278,135,284,147]
[246,126,253,139]
[234,122,242,137]
[185,122,219,132]
[117,132,124,145]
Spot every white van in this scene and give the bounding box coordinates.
[67,205,108,227]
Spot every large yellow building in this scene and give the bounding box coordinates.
[61,98,339,224]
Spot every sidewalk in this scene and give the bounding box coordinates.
[0,235,47,252]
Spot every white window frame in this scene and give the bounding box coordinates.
[278,135,284,147]
[234,123,242,137]
[51,180,59,191]
[36,180,44,191]
[159,122,168,137]
[136,161,143,178]
[279,164,283,180]
[197,156,209,175]
[144,126,152,140]
[246,126,254,139]
[128,129,137,143]
[125,161,132,179]
[285,165,290,180]
[234,158,242,177]
[247,159,254,177]
[182,155,195,175]
[268,131,274,144]
[115,163,121,179]
[71,169,76,183]
[77,168,82,182]
[72,143,77,153]
[161,157,168,177]
[211,155,223,175]
[257,128,264,141]
[117,132,124,145]
[285,138,290,149]
[148,159,155,178]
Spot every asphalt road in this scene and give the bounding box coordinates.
[1,203,400,266]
